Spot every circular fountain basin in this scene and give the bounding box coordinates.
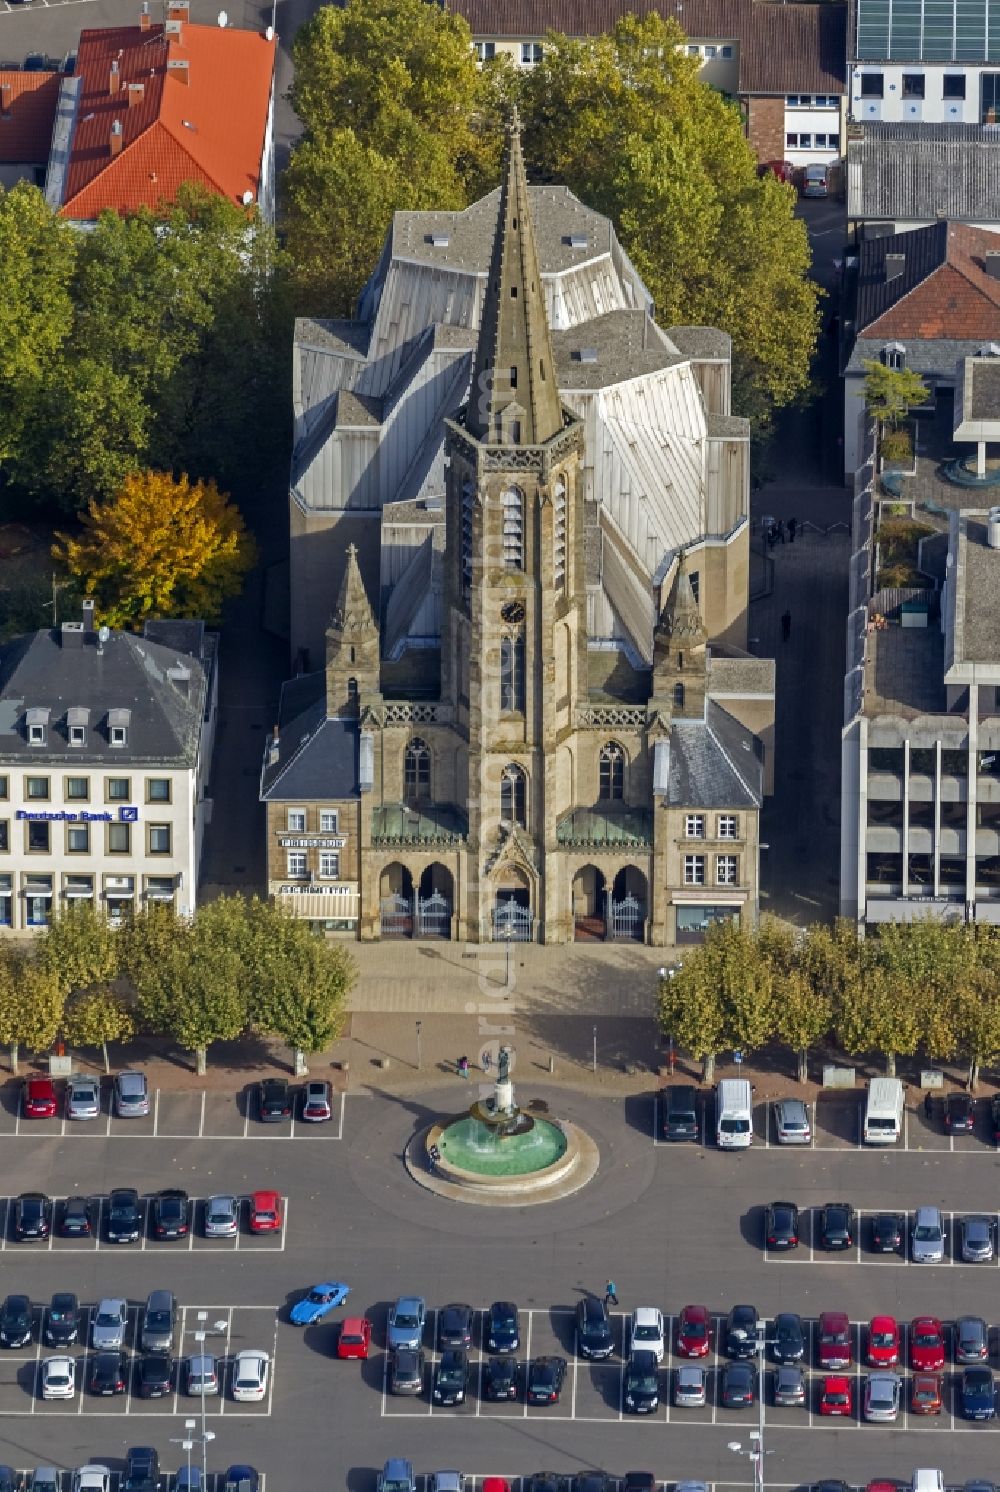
[436,1114,567,1176]
[405,1110,600,1206]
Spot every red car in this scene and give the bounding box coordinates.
[911,1371,943,1415]
[819,1374,853,1416]
[337,1317,372,1360]
[867,1315,899,1367]
[817,1310,852,1368]
[248,1190,283,1234]
[758,159,795,184]
[676,1304,711,1358]
[23,1076,57,1119]
[910,1316,945,1371]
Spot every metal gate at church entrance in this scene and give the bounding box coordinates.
[379,890,452,938]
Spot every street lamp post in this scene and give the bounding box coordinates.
[592,1024,597,1074]
[169,1421,197,1489]
[728,1326,773,1492]
[502,922,514,989]
[194,1313,228,1485]
[415,1020,422,1071]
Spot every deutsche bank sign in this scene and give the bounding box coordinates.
[17,806,140,824]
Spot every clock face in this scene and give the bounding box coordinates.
[501,601,526,624]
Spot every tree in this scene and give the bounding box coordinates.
[62,987,135,1075]
[119,902,183,1026]
[711,920,776,1056]
[40,902,119,999]
[862,360,929,433]
[518,14,820,425]
[760,921,830,1083]
[137,899,250,1075]
[658,947,726,1083]
[53,469,257,629]
[246,899,354,1069]
[0,945,64,1073]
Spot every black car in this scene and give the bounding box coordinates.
[576,1296,614,1359]
[258,1078,290,1122]
[0,1294,32,1348]
[59,1197,93,1238]
[527,1355,567,1404]
[819,1201,855,1251]
[527,1475,569,1492]
[726,1304,759,1358]
[123,1446,159,1492]
[486,1300,520,1353]
[772,1312,805,1363]
[765,1201,800,1250]
[438,1303,473,1350]
[721,1359,756,1408]
[962,1366,996,1420]
[45,1292,79,1346]
[947,1091,976,1133]
[151,1189,189,1240]
[0,1470,16,1492]
[624,1350,659,1413]
[388,1347,425,1396]
[623,1475,655,1492]
[991,1095,1000,1145]
[871,1211,904,1253]
[107,1187,142,1244]
[574,1477,610,1492]
[90,1350,127,1395]
[432,1348,469,1405]
[663,1084,699,1141]
[483,1355,518,1401]
[138,1352,172,1398]
[14,1192,52,1241]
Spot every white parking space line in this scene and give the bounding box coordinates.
[243,1104,249,1140]
[521,1311,532,1418]
[152,1090,159,1136]
[764,1102,770,1148]
[199,1092,206,1137]
[335,1090,345,1140]
[30,1320,42,1415]
[807,1320,814,1429]
[280,1196,289,1249]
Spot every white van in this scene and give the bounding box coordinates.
[715,1078,753,1150]
[864,1077,904,1145]
[911,1472,944,1492]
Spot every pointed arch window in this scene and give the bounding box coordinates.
[673,682,685,710]
[599,741,625,801]
[404,737,431,802]
[502,487,524,570]
[500,763,527,827]
[553,478,567,589]
[500,633,526,713]
[461,480,475,593]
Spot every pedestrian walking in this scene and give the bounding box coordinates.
[458,1055,470,1080]
[781,610,792,642]
[481,1049,492,1073]
[776,519,786,544]
[767,524,777,550]
[788,517,797,544]
[604,1279,619,1307]
[924,1091,933,1121]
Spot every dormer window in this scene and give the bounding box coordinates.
[67,706,89,748]
[882,342,906,370]
[107,707,131,748]
[26,707,49,747]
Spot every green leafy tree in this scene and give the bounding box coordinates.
[119,902,183,1028]
[246,899,354,1068]
[834,945,921,1077]
[759,921,830,1083]
[0,946,65,1073]
[711,920,776,1056]
[157,898,250,1075]
[658,948,726,1083]
[40,902,119,998]
[862,360,929,433]
[63,987,135,1075]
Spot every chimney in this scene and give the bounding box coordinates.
[82,598,96,634]
[166,54,189,82]
[127,82,145,106]
[166,0,190,18]
[267,725,280,767]
[0,82,11,116]
[60,622,84,649]
[109,58,120,94]
[885,252,905,284]
[109,118,123,156]
[139,0,151,28]
[986,252,1000,281]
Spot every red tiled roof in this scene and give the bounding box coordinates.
[866,223,1000,339]
[0,72,60,165]
[446,0,846,95]
[60,20,275,220]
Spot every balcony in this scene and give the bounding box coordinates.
[371,804,468,847]
[556,807,653,848]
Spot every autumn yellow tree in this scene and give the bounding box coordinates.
[53,469,257,628]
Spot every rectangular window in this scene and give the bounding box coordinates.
[66,824,90,854]
[287,808,307,832]
[148,824,171,855]
[28,723,46,746]
[23,874,52,927]
[26,776,50,800]
[319,851,340,879]
[0,777,7,801]
[286,851,307,879]
[984,73,1000,122]
[0,821,7,853]
[720,44,733,57]
[902,73,925,98]
[146,778,171,803]
[520,41,542,64]
[106,777,130,802]
[473,40,495,60]
[108,822,131,854]
[687,44,700,54]
[684,854,706,886]
[685,814,705,838]
[0,874,11,927]
[63,874,94,902]
[943,74,965,98]
[109,725,128,747]
[716,854,738,886]
[703,44,717,58]
[68,725,86,747]
[65,777,89,801]
[320,810,339,833]
[786,133,798,147]
[145,876,176,902]
[798,132,813,148]
[860,72,884,98]
[718,814,738,839]
[27,821,50,853]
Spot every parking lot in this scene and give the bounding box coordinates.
[0,1083,346,1142]
[0,1193,288,1250]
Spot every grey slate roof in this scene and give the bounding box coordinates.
[259,672,361,801]
[846,334,990,377]
[847,123,1000,225]
[666,699,764,808]
[0,626,209,765]
[390,186,614,277]
[551,310,683,390]
[959,514,1000,664]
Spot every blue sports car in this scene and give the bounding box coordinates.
[290,1282,351,1326]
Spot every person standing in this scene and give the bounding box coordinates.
[776,519,786,544]
[788,517,797,543]
[458,1055,469,1080]
[604,1279,619,1306]
[781,610,792,642]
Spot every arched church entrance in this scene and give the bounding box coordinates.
[609,866,647,942]
[572,865,607,941]
[492,867,533,943]
[415,864,453,939]
[379,862,414,938]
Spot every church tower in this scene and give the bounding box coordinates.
[442,108,587,941]
[652,550,708,722]
[325,544,381,718]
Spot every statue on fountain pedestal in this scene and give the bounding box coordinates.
[497,1045,511,1084]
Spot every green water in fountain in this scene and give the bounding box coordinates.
[437,1115,568,1176]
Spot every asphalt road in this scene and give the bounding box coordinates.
[4,1079,1000,1490]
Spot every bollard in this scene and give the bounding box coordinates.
[548,1055,554,1074]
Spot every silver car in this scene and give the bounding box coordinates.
[774,1098,811,1144]
[184,1353,219,1396]
[961,1215,994,1263]
[864,1371,901,1423]
[430,1475,464,1492]
[774,1362,806,1406]
[911,1205,946,1263]
[387,1296,426,1351]
[955,1315,990,1364]
[31,1470,61,1492]
[113,1071,149,1117]
[204,1194,239,1239]
[91,1298,127,1350]
[65,1076,100,1121]
[673,1365,707,1406]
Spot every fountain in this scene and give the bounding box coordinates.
[405,1046,600,1206]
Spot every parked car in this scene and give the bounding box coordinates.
[257,1078,290,1122]
[623,1350,659,1413]
[223,1469,258,1492]
[378,1463,416,1492]
[867,1315,899,1366]
[141,1290,176,1353]
[819,1201,855,1250]
[819,1375,853,1416]
[483,1355,518,1400]
[41,1356,75,1400]
[773,1363,806,1407]
[113,1071,149,1117]
[387,1296,426,1351]
[487,1300,520,1353]
[231,1350,269,1403]
[337,1318,372,1359]
[248,1190,282,1234]
[662,1085,699,1141]
[92,1299,127,1351]
[817,1311,851,1368]
[630,1307,665,1362]
[911,1206,946,1263]
[961,1215,994,1263]
[438,1303,474,1350]
[910,1317,946,1371]
[774,1097,811,1143]
[0,1295,31,1347]
[963,1366,997,1420]
[72,1469,111,1492]
[576,1296,613,1358]
[151,1189,189,1241]
[137,1352,172,1398]
[389,1347,425,1395]
[673,1364,707,1407]
[800,163,829,198]
[59,1197,94,1238]
[24,1076,57,1119]
[45,1293,80,1347]
[676,1303,711,1357]
[991,1093,1000,1143]
[871,1211,904,1253]
[721,1360,756,1408]
[757,159,795,183]
[955,1315,990,1364]
[301,1080,332,1122]
[122,1449,158,1492]
[14,1192,52,1241]
[90,1351,127,1395]
[946,1091,975,1132]
[66,1076,100,1120]
[772,1313,805,1363]
[184,1354,219,1396]
[765,1200,800,1250]
[432,1348,469,1405]
[204,1194,239,1239]
[911,1372,943,1415]
[526,1355,567,1404]
[726,1304,759,1358]
[106,1187,142,1244]
[864,1372,900,1423]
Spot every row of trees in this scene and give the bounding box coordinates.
[0,898,354,1076]
[658,918,1000,1089]
[283,0,821,436]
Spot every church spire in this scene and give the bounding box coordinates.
[325,544,380,717]
[465,106,564,447]
[329,544,377,638]
[652,550,708,720]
